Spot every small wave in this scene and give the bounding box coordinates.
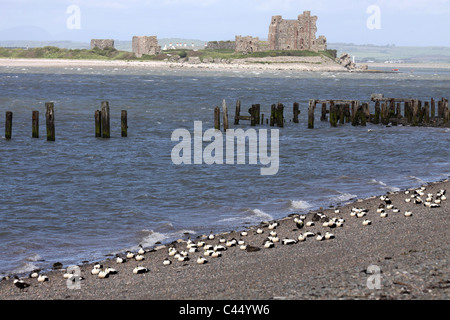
[136,228,197,249]
[369,179,400,192]
[408,176,425,184]
[11,261,39,276]
[331,192,357,203]
[249,208,273,221]
[289,200,313,210]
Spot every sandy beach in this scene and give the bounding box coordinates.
[0,177,448,301]
[0,56,350,72]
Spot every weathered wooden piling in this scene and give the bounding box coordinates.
[214,106,220,130]
[255,104,260,125]
[412,99,419,126]
[444,99,449,124]
[424,101,430,124]
[45,102,55,141]
[222,99,229,131]
[250,105,256,126]
[320,103,327,121]
[101,101,110,138]
[329,101,338,127]
[308,100,316,129]
[373,101,380,124]
[5,111,12,140]
[360,103,368,126]
[351,101,360,126]
[261,113,264,125]
[95,110,102,137]
[431,98,435,118]
[121,110,127,137]
[32,111,39,138]
[293,102,300,123]
[234,100,241,125]
[276,103,284,128]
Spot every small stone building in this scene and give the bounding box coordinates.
[132,36,161,58]
[235,36,260,54]
[90,39,114,50]
[268,11,327,52]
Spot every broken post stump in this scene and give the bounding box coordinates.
[95,110,102,137]
[222,99,229,131]
[121,110,127,137]
[214,106,220,130]
[45,102,55,141]
[5,111,12,140]
[32,111,39,138]
[234,100,241,125]
[308,100,316,129]
[293,102,300,123]
[101,101,110,138]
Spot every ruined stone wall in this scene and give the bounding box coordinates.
[132,36,161,58]
[235,35,260,54]
[205,41,235,50]
[268,11,327,52]
[90,39,115,50]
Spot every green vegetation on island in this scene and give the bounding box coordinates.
[0,45,338,62]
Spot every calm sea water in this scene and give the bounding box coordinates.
[0,64,449,277]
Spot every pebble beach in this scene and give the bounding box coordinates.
[1,178,448,301]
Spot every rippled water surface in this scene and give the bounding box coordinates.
[0,64,449,277]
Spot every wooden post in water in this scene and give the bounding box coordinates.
[444,99,449,124]
[339,104,346,124]
[373,101,380,124]
[45,102,55,141]
[293,102,300,123]
[308,100,315,129]
[320,103,327,121]
[5,111,12,140]
[276,103,284,128]
[234,100,241,125]
[270,104,275,126]
[329,101,337,127]
[424,101,430,124]
[344,104,350,123]
[430,98,435,118]
[255,104,260,125]
[261,113,264,125]
[101,101,110,138]
[32,111,39,138]
[95,110,102,137]
[222,99,229,131]
[351,101,360,126]
[412,99,419,126]
[360,103,368,126]
[121,110,127,137]
[396,103,402,119]
[214,106,220,130]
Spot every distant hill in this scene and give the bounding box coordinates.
[328,43,450,64]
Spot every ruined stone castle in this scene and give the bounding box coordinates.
[234,11,327,53]
[268,11,327,52]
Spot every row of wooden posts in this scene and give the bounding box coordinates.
[307,95,449,128]
[3,101,128,140]
[214,95,449,130]
[214,99,296,130]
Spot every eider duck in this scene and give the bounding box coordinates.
[163,258,172,265]
[197,257,207,264]
[37,274,48,282]
[133,266,149,274]
[362,219,372,226]
[13,277,30,291]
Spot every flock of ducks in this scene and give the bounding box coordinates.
[9,184,447,293]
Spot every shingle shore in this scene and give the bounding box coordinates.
[0,178,448,300]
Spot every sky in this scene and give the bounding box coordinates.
[0,0,449,46]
